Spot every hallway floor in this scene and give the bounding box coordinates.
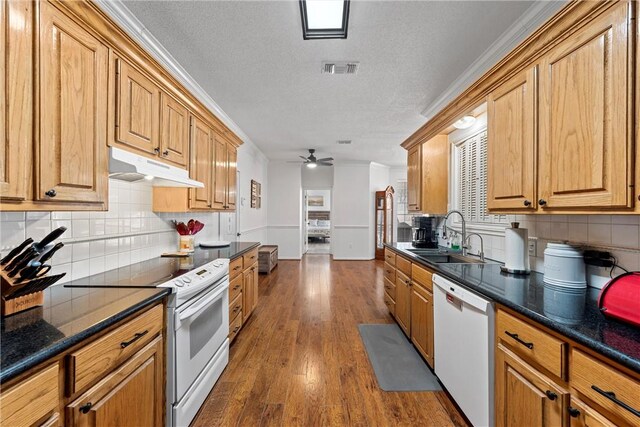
[192,257,467,426]
[306,242,331,254]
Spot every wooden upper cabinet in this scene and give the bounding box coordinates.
[115,58,161,156]
[538,2,632,210]
[212,135,227,209]
[189,116,213,209]
[407,145,421,212]
[227,144,237,210]
[38,1,108,205]
[0,0,32,202]
[487,66,537,211]
[421,135,448,214]
[159,92,189,167]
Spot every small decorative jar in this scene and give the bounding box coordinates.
[179,235,195,253]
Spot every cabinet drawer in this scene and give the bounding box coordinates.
[384,249,396,266]
[229,274,242,303]
[571,349,640,426]
[229,292,243,323]
[396,256,412,277]
[229,257,243,279]
[496,309,567,378]
[0,363,59,427]
[229,310,243,342]
[69,304,163,394]
[383,263,396,282]
[412,263,433,292]
[383,277,396,300]
[243,249,258,268]
[384,292,395,316]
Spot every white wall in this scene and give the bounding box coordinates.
[266,161,303,259]
[234,139,268,243]
[332,164,372,260]
[307,189,331,212]
[302,165,334,189]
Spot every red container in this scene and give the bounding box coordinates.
[598,272,640,328]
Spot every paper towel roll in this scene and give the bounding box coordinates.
[504,222,530,274]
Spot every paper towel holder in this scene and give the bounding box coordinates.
[500,222,531,275]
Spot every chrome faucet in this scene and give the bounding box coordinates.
[443,210,467,256]
[464,232,485,262]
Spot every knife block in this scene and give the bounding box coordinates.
[1,269,45,316]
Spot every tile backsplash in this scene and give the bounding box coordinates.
[438,214,640,289]
[0,179,226,285]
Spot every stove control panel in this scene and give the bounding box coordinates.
[159,258,229,293]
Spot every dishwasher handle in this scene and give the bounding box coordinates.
[433,274,492,313]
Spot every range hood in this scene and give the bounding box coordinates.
[109,147,204,188]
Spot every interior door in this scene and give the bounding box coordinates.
[303,192,309,254]
[538,2,632,209]
[38,1,108,204]
[159,92,189,167]
[189,116,213,209]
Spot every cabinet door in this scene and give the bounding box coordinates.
[243,267,254,323]
[487,67,537,211]
[421,135,448,214]
[67,337,164,427]
[189,116,213,209]
[569,397,616,427]
[1,0,32,202]
[407,145,421,212]
[39,1,108,204]
[212,136,227,209]
[251,262,259,313]
[395,273,411,336]
[538,3,632,209]
[159,92,189,168]
[116,59,160,156]
[410,284,434,368]
[495,343,566,427]
[226,143,237,210]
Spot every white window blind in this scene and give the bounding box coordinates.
[455,130,507,226]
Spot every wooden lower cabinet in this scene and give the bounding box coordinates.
[394,271,411,336]
[410,283,434,368]
[243,262,258,323]
[229,254,260,342]
[495,343,567,427]
[66,336,164,427]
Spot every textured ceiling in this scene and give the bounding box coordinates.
[123,0,533,166]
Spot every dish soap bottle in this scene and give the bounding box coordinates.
[450,232,461,251]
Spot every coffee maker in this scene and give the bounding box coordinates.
[412,216,438,248]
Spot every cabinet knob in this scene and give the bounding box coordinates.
[545,390,557,401]
[207,203,212,208]
[568,407,580,418]
[523,200,532,207]
[162,150,169,156]
[79,402,93,414]
[154,147,160,153]
[45,189,57,197]
[637,194,640,202]
[538,199,547,206]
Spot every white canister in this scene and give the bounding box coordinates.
[543,243,586,288]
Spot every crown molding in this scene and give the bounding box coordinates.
[420,0,567,120]
[94,0,259,152]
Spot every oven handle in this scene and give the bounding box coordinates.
[178,283,228,321]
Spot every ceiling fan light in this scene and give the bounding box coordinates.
[306,162,318,169]
[453,115,476,130]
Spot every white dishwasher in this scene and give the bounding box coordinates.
[433,274,495,427]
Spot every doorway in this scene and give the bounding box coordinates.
[304,189,331,255]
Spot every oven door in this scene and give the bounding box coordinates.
[174,278,229,401]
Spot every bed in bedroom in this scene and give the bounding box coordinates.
[307,211,330,242]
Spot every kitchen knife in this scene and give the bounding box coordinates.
[6,248,39,277]
[0,238,33,266]
[33,226,67,252]
[37,242,64,265]
[17,263,51,283]
[7,273,66,299]
[4,245,37,272]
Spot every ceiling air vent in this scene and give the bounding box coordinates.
[337,140,352,145]
[321,61,359,75]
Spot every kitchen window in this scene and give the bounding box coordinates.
[452,129,507,228]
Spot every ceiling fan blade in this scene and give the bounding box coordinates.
[299,156,309,161]
[318,162,333,166]
[316,157,334,162]
[286,161,305,164]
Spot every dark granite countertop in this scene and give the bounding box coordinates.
[1,285,170,384]
[385,242,640,373]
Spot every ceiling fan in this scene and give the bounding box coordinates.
[296,149,334,168]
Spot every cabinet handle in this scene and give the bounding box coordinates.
[386,270,392,274]
[504,330,534,349]
[79,402,93,414]
[154,147,160,153]
[45,189,57,197]
[233,284,241,290]
[591,385,640,417]
[233,305,240,313]
[162,150,169,156]
[545,390,557,401]
[120,330,148,348]
[233,326,240,333]
[405,279,410,285]
[207,203,212,208]
[523,200,532,207]
[568,407,580,418]
[538,199,547,206]
[233,266,241,271]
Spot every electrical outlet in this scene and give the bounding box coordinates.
[528,239,537,256]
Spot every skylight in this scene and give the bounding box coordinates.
[299,0,350,40]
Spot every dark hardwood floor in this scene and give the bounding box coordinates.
[192,256,467,426]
